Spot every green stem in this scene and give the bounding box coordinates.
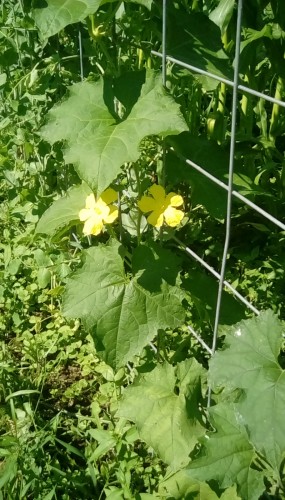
[217,82,226,115]
[133,164,142,245]
[269,75,284,143]
[240,71,254,138]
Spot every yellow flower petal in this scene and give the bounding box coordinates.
[100,187,117,205]
[85,193,96,210]
[79,208,92,222]
[94,201,110,220]
[147,209,164,227]
[166,193,184,207]
[148,184,165,202]
[138,195,158,213]
[164,206,184,227]
[104,205,118,224]
[83,214,104,235]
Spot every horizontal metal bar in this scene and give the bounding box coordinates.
[174,150,285,232]
[174,236,260,315]
[151,50,233,86]
[151,51,285,109]
[188,325,213,354]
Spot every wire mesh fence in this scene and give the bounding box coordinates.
[150,0,285,380]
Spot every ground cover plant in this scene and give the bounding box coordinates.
[1,0,285,498]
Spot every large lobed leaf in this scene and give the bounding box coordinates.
[118,359,206,470]
[62,241,185,369]
[33,0,153,40]
[186,404,265,500]
[209,310,285,470]
[41,73,187,195]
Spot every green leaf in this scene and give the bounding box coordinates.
[167,9,232,81]
[209,310,285,470]
[209,0,235,36]
[62,241,185,369]
[132,242,182,293]
[33,0,153,40]
[118,359,206,470]
[33,0,103,40]
[41,72,187,195]
[186,404,265,500]
[0,456,18,489]
[160,472,241,500]
[36,183,91,236]
[160,473,220,500]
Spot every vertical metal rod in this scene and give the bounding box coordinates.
[207,0,243,406]
[162,0,167,87]
[78,30,84,81]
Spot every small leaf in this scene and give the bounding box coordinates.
[36,183,91,236]
[118,359,206,470]
[41,72,187,194]
[209,0,236,35]
[209,310,285,470]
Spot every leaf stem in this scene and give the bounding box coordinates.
[269,75,284,143]
[133,164,142,245]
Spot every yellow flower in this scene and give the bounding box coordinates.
[138,184,184,228]
[79,188,118,236]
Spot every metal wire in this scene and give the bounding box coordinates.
[157,0,285,383]
[162,0,167,87]
[151,51,285,110]
[78,30,84,81]
[206,0,243,405]
[188,326,213,355]
[174,151,285,232]
[174,237,260,316]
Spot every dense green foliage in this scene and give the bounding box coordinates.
[1,0,285,498]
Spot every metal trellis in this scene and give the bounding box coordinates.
[153,0,284,401]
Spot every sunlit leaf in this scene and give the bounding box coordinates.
[118,359,206,470]
[209,0,235,35]
[41,72,187,195]
[62,242,185,369]
[33,0,152,40]
[186,404,265,500]
[210,310,285,470]
[36,183,92,236]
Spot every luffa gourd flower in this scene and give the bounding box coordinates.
[138,184,184,228]
[79,188,118,236]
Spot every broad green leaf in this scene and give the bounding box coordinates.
[0,455,18,489]
[33,0,103,40]
[132,242,182,293]
[62,242,185,369]
[209,0,235,36]
[160,471,241,500]
[186,404,265,500]
[33,0,153,40]
[160,473,219,500]
[41,73,187,195]
[36,183,91,236]
[167,9,232,80]
[118,359,206,470]
[209,310,285,470]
